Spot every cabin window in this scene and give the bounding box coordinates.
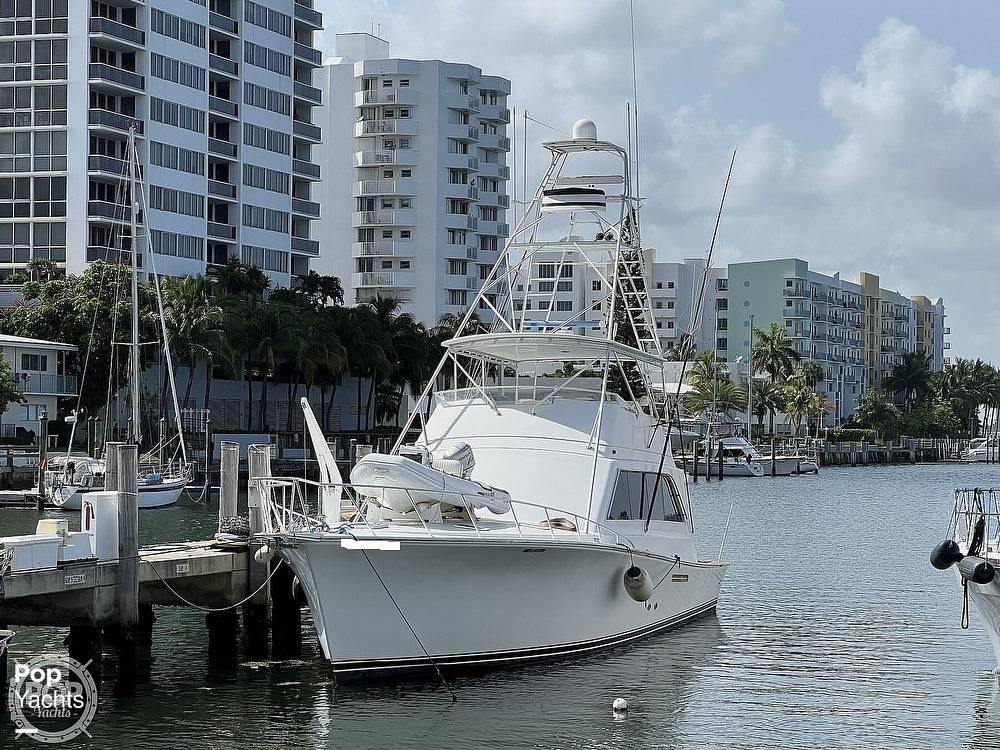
[607,470,685,523]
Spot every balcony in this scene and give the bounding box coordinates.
[351,209,416,227]
[352,241,414,257]
[89,17,145,49]
[13,373,77,396]
[208,222,237,240]
[444,153,478,171]
[291,198,320,217]
[355,118,418,137]
[354,178,416,196]
[294,1,323,28]
[294,81,322,105]
[479,103,510,122]
[294,42,322,66]
[89,109,144,135]
[209,54,238,77]
[445,123,479,142]
[88,155,130,178]
[354,89,419,107]
[88,200,134,223]
[291,236,319,255]
[353,271,416,288]
[443,93,480,112]
[353,149,419,167]
[208,138,237,159]
[293,119,322,141]
[292,159,320,179]
[209,12,238,35]
[88,63,144,93]
[782,307,811,319]
[782,287,808,298]
[209,96,238,118]
[479,132,510,151]
[208,179,237,200]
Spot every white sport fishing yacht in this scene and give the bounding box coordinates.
[932,488,1000,664]
[254,120,727,680]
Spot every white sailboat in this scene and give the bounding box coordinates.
[253,119,727,680]
[46,127,191,510]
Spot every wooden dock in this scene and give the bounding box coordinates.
[0,441,302,700]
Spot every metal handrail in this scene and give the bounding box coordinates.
[950,488,1000,564]
[249,476,633,549]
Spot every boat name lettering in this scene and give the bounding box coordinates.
[670,574,689,583]
[63,573,87,586]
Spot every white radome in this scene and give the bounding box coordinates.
[572,118,598,140]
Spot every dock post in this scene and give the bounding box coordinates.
[770,437,776,477]
[692,444,699,483]
[1,622,7,714]
[113,444,143,689]
[36,408,48,509]
[66,625,104,685]
[202,411,212,501]
[717,441,724,482]
[705,438,711,483]
[219,441,239,525]
[104,441,122,493]
[270,561,301,658]
[206,610,240,666]
[244,445,271,657]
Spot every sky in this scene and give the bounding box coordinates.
[314,0,1000,362]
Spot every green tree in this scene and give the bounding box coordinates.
[854,387,903,440]
[0,357,25,428]
[747,377,786,436]
[752,321,801,381]
[795,359,824,389]
[884,351,933,411]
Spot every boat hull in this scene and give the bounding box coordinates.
[280,534,725,679]
[964,576,1000,667]
[52,478,188,510]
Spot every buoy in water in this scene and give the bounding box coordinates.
[254,544,275,565]
[930,539,963,570]
[623,566,652,602]
[612,698,628,714]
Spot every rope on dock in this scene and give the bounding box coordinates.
[137,554,285,613]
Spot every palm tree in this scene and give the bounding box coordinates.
[748,377,785,436]
[294,270,345,308]
[883,351,932,410]
[684,376,742,417]
[207,257,271,298]
[752,321,801,381]
[362,295,425,429]
[250,303,296,432]
[795,359,824,389]
[782,380,814,437]
[161,275,224,409]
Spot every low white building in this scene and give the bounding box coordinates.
[0,334,77,442]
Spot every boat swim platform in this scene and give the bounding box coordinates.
[0,540,249,627]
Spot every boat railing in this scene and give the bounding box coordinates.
[250,476,634,550]
[435,385,615,404]
[950,488,1000,561]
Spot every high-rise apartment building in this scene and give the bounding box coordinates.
[314,33,511,324]
[0,0,323,284]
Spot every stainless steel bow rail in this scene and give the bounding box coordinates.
[249,475,636,549]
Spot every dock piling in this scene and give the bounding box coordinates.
[244,445,271,656]
[219,441,239,524]
[114,444,143,687]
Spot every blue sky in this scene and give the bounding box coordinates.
[315,0,1000,362]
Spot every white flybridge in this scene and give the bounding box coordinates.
[255,120,727,680]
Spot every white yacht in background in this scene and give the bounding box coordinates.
[931,488,1000,664]
[681,436,818,478]
[254,120,727,680]
[963,436,999,463]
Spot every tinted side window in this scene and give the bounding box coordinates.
[607,471,686,522]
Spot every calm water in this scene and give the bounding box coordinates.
[3,464,1000,749]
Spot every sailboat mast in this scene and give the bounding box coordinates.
[128,126,141,445]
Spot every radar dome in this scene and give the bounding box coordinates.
[572,119,598,141]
